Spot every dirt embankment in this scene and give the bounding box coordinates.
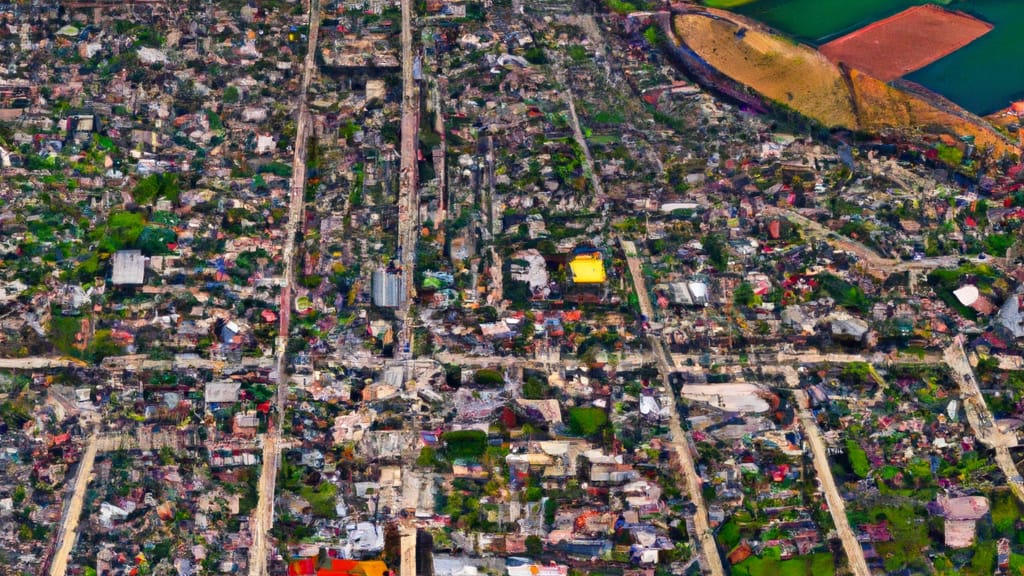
[673,12,857,128]
[852,71,1018,157]
[670,9,1019,158]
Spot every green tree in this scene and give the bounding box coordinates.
[523,377,547,399]
[87,330,123,363]
[703,233,728,270]
[417,446,438,468]
[474,369,504,386]
[444,364,462,388]
[102,211,147,251]
[733,282,755,307]
[525,535,543,557]
[136,226,177,256]
[524,47,547,65]
[846,439,870,478]
[132,174,180,206]
[223,86,240,104]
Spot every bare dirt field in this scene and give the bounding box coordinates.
[820,5,993,82]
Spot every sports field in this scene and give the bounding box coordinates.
[819,5,992,82]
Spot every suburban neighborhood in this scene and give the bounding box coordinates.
[2,0,1024,575]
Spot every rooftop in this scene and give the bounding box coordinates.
[111,250,145,286]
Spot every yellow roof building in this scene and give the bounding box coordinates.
[569,253,606,284]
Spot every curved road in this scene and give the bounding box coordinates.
[768,207,963,275]
[945,338,1024,503]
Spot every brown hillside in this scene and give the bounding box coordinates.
[673,13,857,128]
[850,70,1017,157]
[672,11,1019,158]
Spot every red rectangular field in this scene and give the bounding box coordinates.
[820,5,993,82]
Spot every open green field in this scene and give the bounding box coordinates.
[703,0,758,8]
[906,0,1024,115]
[733,551,835,576]
[713,0,1024,114]
[728,0,937,43]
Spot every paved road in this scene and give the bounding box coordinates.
[564,91,604,202]
[0,358,82,369]
[49,437,97,576]
[0,355,275,371]
[394,0,419,360]
[769,207,964,275]
[673,349,943,369]
[48,430,215,576]
[619,237,724,576]
[249,0,321,573]
[433,350,654,371]
[944,338,1024,503]
[792,390,871,576]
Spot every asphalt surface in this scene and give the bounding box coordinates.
[248,0,321,573]
[394,0,419,360]
[620,238,725,576]
[48,437,97,576]
[792,390,871,576]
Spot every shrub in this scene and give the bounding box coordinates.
[442,430,487,459]
[474,368,504,386]
[846,439,870,478]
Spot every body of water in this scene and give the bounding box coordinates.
[729,0,1024,115]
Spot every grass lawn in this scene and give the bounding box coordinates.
[567,406,609,436]
[589,134,619,145]
[704,0,758,6]
[50,313,83,356]
[868,504,931,572]
[1009,553,1024,574]
[990,490,1023,535]
[299,482,337,518]
[734,552,834,576]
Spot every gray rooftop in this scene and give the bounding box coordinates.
[111,250,145,285]
[205,382,241,404]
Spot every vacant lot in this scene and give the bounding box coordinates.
[820,5,992,81]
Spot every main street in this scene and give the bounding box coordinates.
[0,355,273,372]
[619,238,725,576]
[249,0,321,572]
[394,0,419,360]
[48,437,97,576]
